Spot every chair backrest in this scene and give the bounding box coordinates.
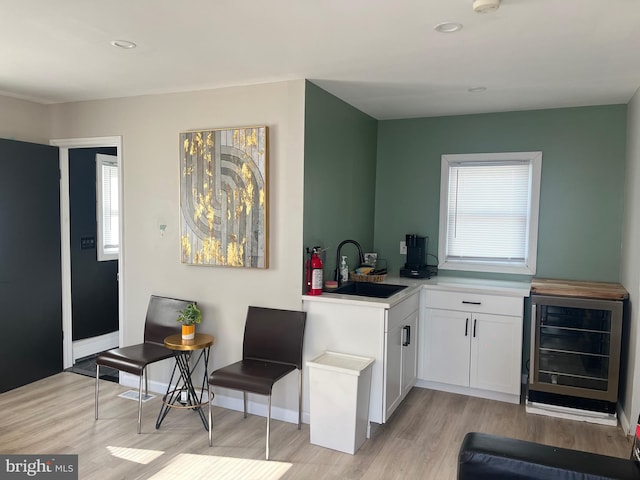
[144,295,195,345]
[242,306,307,369]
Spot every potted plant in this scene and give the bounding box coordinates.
[177,303,202,340]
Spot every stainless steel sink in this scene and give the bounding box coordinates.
[330,282,408,298]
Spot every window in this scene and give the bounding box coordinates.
[438,152,542,275]
[96,154,119,261]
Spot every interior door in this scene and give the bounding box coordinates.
[0,138,62,393]
[69,149,118,352]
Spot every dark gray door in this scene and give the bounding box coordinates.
[0,138,62,393]
[70,148,119,342]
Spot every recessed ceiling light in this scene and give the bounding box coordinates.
[468,86,487,93]
[110,40,137,49]
[434,22,463,33]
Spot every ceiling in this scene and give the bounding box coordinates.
[2,0,640,120]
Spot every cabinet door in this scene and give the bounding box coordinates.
[470,313,522,395]
[424,308,471,387]
[401,311,419,398]
[384,321,403,420]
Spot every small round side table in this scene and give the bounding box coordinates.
[155,333,215,431]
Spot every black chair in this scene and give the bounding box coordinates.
[208,306,306,460]
[95,295,195,433]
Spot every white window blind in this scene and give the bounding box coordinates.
[447,161,530,262]
[439,152,542,275]
[96,154,119,261]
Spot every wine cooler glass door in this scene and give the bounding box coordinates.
[530,295,622,402]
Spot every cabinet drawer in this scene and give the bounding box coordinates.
[388,291,420,328]
[425,289,523,316]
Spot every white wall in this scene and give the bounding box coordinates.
[50,80,307,416]
[0,95,50,144]
[620,86,640,433]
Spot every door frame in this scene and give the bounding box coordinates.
[51,136,124,369]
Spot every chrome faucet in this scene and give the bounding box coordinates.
[335,239,365,285]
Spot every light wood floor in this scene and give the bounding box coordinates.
[0,372,632,479]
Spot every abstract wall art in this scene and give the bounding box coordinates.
[180,126,268,268]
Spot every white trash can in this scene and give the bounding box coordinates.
[307,351,375,455]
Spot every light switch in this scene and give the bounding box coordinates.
[400,240,407,254]
[81,236,96,250]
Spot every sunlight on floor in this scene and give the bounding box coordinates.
[107,446,165,464]
[147,453,292,479]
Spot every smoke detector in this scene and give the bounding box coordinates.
[473,0,501,13]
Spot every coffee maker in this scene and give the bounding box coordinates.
[400,234,431,278]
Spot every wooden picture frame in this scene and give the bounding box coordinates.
[180,126,268,268]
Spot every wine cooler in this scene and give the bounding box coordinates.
[528,293,623,421]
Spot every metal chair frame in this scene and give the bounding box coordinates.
[94,295,194,433]
[207,306,306,460]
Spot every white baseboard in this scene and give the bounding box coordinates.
[73,331,119,361]
[119,373,309,425]
[414,379,521,405]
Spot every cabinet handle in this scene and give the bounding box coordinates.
[402,325,411,346]
[530,304,537,384]
[462,301,482,305]
[465,318,469,336]
[473,319,477,338]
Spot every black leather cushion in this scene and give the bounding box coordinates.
[209,306,306,396]
[243,306,306,369]
[96,343,174,375]
[144,295,194,345]
[210,359,296,395]
[96,295,194,375]
[458,432,640,480]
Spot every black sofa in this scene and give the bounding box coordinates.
[458,432,640,480]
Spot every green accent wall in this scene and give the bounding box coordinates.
[374,105,627,283]
[303,81,378,285]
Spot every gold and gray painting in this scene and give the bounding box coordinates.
[180,126,268,268]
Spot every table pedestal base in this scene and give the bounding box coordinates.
[156,347,212,430]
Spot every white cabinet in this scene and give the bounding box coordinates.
[423,308,470,387]
[401,313,418,399]
[384,294,419,420]
[303,287,420,426]
[470,313,522,394]
[420,289,524,404]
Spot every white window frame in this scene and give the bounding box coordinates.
[438,151,542,275]
[96,153,119,261]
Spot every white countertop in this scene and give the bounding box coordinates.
[414,275,531,297]
[302,275,531,308]
[302,282,421,308]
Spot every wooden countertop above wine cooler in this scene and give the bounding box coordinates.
[531,278,629,301]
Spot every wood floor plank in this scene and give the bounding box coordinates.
[0,373,632,479]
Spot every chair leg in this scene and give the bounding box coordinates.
[243,391,248,419]
[95,364,100,420]
[137,373,144,434]
[144,367,149,397]
[208,383,213,447]
[298,368,302,429]
[266,395,271,461]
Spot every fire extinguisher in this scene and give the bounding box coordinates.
[308,246,323,295]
